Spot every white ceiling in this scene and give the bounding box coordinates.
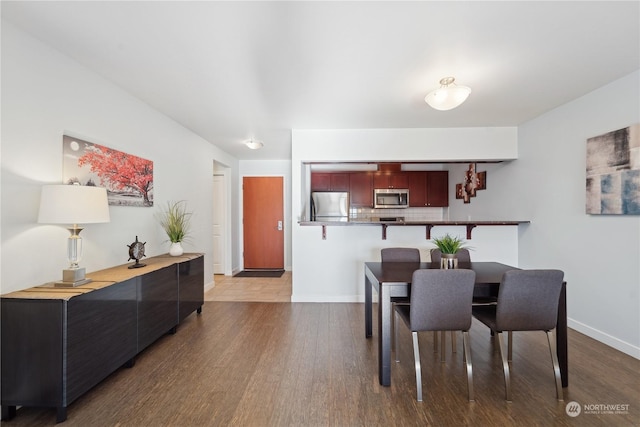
[2,1,639,160]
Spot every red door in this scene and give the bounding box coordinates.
[243,177,284,269]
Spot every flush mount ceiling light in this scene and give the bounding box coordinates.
[425,77,471,111]
[245,138,264,150]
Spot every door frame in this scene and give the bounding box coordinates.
[212,172,228,275]
[213,164,233,276]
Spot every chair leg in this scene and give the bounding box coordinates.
[496,332,512,401]
[508,331,513,362]
[412,331,423,402]
[433,331,438,354]
[462,331,474,401]
[438,332,456,361]
[546,329,564,401]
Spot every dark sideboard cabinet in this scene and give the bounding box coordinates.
[1,254,204,423]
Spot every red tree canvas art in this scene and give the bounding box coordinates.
[63,135,154,207]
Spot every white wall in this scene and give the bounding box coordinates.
[1,21,239,294]
[291,127,520,302]
[510,71,639,358]
[238,160,293,271]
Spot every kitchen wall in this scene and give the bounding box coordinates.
[1,21,238,294]
[291,128,520,301]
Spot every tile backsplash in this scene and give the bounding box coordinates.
[351,207,445,222]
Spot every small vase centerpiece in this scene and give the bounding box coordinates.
[157,200,192,257]
[432,233,469,269]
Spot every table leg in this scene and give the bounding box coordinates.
[378,285,392,386]
[557,282,568,387]
[365,273,372,338]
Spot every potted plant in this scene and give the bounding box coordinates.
[431,233,470,269]
[157,200,192,256]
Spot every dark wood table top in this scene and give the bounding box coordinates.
[364,261,519,285]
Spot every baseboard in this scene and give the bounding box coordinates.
[291,294,365,303]
[568,318,640,359]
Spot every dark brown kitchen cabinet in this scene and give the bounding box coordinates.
[349,172,374,207]
[373,173,409,189]
[1,254,204,423]
[426,171,449,207]
[311,173,349,192]
[407,171,449,207]
[408,172,427,207]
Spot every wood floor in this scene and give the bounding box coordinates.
[7,274,639,426]
[205,272,292,302]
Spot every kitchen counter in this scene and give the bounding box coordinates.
[299,219,530,240]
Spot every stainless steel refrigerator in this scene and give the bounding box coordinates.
[311,192,349,222]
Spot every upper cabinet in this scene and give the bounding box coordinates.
[425,171,449,207]
[312,169,447,208]
[408,172,426,207]
[373,173,409,189]
[311,173,349,192]
[349,172,374,208]
[408,171,449,207]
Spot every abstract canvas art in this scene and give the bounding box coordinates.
[63,135,154,207]
[455,163,486,204]
[586,124,639,215]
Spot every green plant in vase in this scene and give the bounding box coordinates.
[431,233,470,269]
[157,200,192,256]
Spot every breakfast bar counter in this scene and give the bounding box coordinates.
[299,220,530,240]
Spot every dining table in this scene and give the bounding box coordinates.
[364,261,568,387]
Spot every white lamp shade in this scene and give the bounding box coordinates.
[425,85,471,111]
[38,185,110,224]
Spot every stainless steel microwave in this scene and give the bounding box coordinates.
[374,188,409,208]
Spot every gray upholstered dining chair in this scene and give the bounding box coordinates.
[394,269,476,402]
[381,248,420,352]
[381,247,421,263]
[472,269,565,402]
[429,248,491,358]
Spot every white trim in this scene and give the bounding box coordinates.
[291,295,365,303]
[568,318,640,359]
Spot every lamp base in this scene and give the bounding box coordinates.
[54,278,93,287]
[54,267,92,287]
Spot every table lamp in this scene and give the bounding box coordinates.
[38,184,110,286]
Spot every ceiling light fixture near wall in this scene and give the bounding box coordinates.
[425,77,471,111]
[245,138,264,150]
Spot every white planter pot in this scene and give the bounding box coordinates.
[169,242,184,257]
